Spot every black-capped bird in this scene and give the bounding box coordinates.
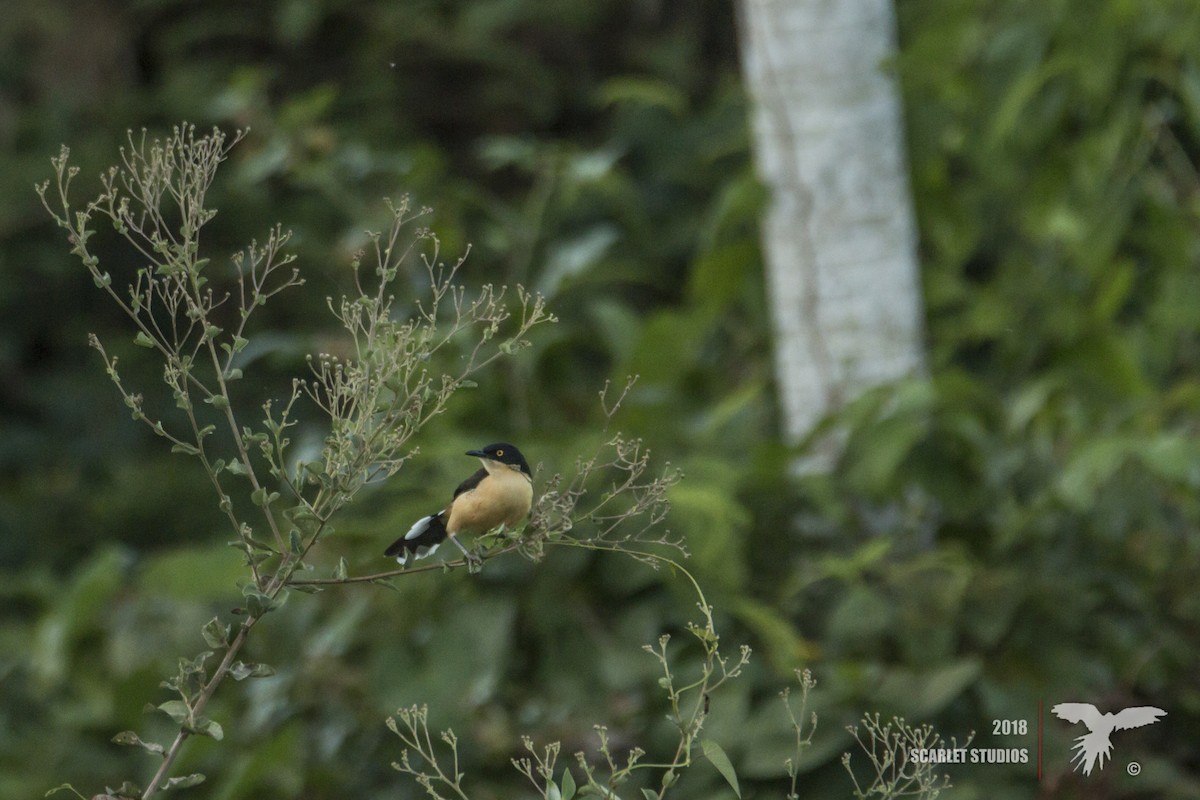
[384,442,533,566]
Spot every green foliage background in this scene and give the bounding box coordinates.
[1,0,1198,798]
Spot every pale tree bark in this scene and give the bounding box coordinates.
[737,0,925,459]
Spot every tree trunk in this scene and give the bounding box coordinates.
[737,0,925,459]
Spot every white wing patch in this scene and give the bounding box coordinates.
[404,515,435,540]
[394,541,440,565]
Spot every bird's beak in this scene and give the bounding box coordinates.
[465,449,487,459]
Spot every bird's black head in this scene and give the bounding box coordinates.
[466,442,531,476]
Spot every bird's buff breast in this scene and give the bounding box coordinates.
[447,468,533,534]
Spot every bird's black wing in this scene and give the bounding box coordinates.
[453,467,488,498]
[384,513,448,561]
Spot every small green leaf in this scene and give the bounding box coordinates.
[206,394,230,411]
[641,790,658,800]
[701,739,740,798]
[233,335,249,353]
[112,731,165,756]
[226,367,243,381]
[93,271,112,289]
[201,616,229,649]
[332,557,348,581]
[106,781,143,799]
[289,529,303,554]
[228,660,276,680]
[155,700,191,725]
[163,773,206,790]
[134,331,156,348]
[689,623,719,647]
[561,767,577,800]
[107,727,140,745]
[287,504,319,525]
[189,717,223,741]
[170,443,201,456]
[226,460,248,476]
[241,585,275,617]
[251,487,269,506]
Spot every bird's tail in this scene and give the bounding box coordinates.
[1070,732,1112,776]
[384,512,448,564]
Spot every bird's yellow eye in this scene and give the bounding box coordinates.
[495,449,505,457]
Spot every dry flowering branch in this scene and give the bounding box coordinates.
[842,714,974,800]
[781,668,819,800]
[36,124,554,800]
[387,584,752,800]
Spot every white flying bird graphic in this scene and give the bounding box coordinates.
[1051,703,1166,775]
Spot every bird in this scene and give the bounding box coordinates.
[384,442,533,566]
[1051,702,1166,775]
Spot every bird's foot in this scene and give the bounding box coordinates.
[447,533,483,574]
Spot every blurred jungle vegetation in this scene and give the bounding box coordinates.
[2,0,1199,798]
